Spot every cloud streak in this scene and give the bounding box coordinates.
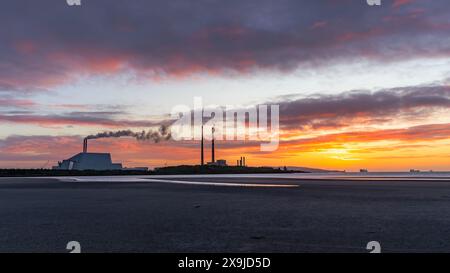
[1,83,449,135]
[0,112,173,128]
[276,84,450,130]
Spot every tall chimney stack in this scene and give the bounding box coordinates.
[201,125,204,166]
[83,138,87,153]
[243,157,246,167]
[211,126,215,163]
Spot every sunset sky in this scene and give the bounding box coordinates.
[1,0,450,171]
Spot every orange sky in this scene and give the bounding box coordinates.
[2,120,449,171]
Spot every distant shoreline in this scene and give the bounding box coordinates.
[0,165,306,177]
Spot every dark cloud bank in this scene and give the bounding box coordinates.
[0,0,449,91]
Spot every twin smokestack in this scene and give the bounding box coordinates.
[237,157,246,167]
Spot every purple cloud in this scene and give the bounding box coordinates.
[0,0,448,91]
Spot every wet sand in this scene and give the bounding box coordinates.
[1,175,450,253]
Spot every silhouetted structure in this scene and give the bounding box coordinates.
[83,138,88,153]
[201,125,204,166]
[53,138,145,171]
[216,159,227,166]
[53,152,122,170]
[211,126,215,163]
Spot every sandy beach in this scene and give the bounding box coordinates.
[1,174,450,253]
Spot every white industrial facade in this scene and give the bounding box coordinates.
[52,153,122,171]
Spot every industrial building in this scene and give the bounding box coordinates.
[52,152,123,171]
[54,123,230,171]
[237,156,247,167]
[52,138,146,171]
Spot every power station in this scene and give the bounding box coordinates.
[53,124,232,170]
[52,138,147,171]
